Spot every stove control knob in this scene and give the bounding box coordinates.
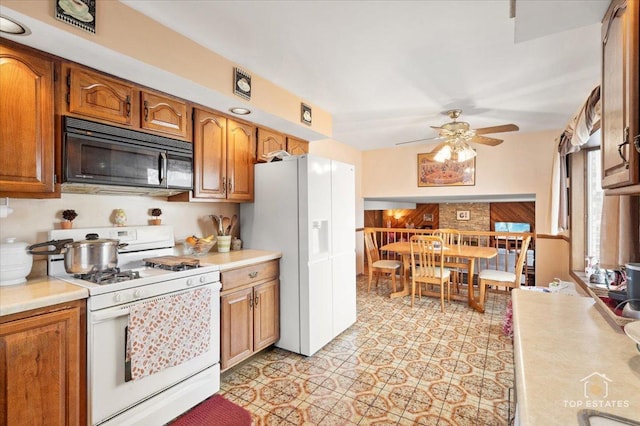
[133,289,142,299]
[114,293,122,303]
[186,278,195,286]
[199,276,208,283]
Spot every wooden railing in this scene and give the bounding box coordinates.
[364,227,536,285]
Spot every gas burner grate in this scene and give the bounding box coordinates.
[143,256,200,272]
[146,263,198,271]
[75,268,141,284]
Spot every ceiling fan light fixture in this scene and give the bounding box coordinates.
[434,144,452,163]
[433,140,476,163]
[453,144,477,162]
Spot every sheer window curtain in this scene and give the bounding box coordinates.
[550,85,639,268]
[550,86,601,233]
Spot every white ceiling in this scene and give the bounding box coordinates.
[0,1,608,153]
[120,0,608,151]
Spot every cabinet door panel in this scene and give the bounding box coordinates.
[0,45,55,196]
[221,288,253,370]
[601,0,639,188]
[140,91,190,140]
[227,119,256,201]
[253,280,280,352]
[67,65,134,126]
[286,136,309,156]
[194,108,226,199]
[256,128,285,162]
[0,307,81,426]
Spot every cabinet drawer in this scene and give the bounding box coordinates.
[221,260,279,292]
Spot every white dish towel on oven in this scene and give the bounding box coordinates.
[127,287,212,381]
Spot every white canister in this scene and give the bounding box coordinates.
[0,237,33,286]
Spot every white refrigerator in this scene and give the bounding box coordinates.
[240,154,356,356]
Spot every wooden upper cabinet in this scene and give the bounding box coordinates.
[0,42,57,198]
[65,63,135,127]
[193,108,227,199]
[140,90,190,140]
[601,0,639,190]
[63,63,192,142]
[287,136,310,155]
[227,119,256,202]
[256,128,286,162]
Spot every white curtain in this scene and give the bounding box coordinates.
[550,86,601,234]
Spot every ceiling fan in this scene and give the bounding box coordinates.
[396,109,519,161]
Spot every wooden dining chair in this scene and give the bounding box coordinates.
[364,230,402,293]
[409,235,451,311]
[477,236,532,313]
[433,228,468,293]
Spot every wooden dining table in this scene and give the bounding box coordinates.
[379,241,498,311]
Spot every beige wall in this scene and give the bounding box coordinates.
[535,238,571,284]
[363,130,559,233]
[0,195,239,278]
[362,130,571,283]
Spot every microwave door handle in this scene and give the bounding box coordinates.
[159,152,167,186]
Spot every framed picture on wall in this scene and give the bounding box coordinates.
[417,154,475,187]
[55,0,96,33]
[457,210,470,221]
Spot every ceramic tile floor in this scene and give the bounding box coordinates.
[220,276,515,425]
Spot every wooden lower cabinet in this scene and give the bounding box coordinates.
[0,300,86,426]
[220,260,280,371]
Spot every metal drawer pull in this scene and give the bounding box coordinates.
[249,271,258,278]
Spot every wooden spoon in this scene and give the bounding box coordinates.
[222,216,231,235]
[210,215,223,235]
[228,214,238,236]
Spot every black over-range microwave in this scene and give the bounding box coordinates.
[62,117,193,193]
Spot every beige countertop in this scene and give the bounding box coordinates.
[192,249,281,271]
[0,249,280,318]
[0,277,88,318]
[512,289,640,425]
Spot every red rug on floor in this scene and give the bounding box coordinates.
[169,394,252,426]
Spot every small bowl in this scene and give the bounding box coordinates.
[185,238,216,256]
[624,321,640,352]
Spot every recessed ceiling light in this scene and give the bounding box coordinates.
[229,107,251,115]
[0,15,31,36]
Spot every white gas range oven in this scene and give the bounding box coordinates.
[46,225,221,426]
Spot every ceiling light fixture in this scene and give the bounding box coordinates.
[433,139,477,163]
[0,15,31,35]
[229,107,251,115]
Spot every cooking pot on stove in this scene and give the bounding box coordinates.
[28,233,128,275]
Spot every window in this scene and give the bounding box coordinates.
[586,149,603,258]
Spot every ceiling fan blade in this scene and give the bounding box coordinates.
[469,135,503,146]
[395,135,444,146]
[474,124,519,135]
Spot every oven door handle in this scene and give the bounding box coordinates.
[91,306,131,323]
